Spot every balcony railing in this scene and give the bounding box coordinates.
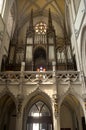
[56,71,80,83]
[0,71,82,85]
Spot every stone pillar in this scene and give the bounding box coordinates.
[66,0,82,71]
[16,62,25,130]
[52,61,56,76]
[16,114,23,130]
[52,61,57,93]
[83,98,86,121]
[21,62,25,72]
[52,94,60,130]
[18,61,25,95]
[0,29,4,71]
[79,71,86,93]
[16,95,24,130]
[52,62,60,130]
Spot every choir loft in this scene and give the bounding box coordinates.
[0,0,86,130]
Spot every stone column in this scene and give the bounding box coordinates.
[52,61,56,76]
[52,61,57,93]
[52,61,60,130]
[16,95,24,130]
[66,0,82,71]
[21,62,25,71]
[52,94,60,130]
[0,29,4,71]
[83,98,86,121]
[16,62,25,130]
[16,114,23,130]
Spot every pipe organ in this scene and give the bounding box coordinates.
[3,9,76,71]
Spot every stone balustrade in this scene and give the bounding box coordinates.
[0,71,82,85]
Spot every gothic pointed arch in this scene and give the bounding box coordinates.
[23,90,53,130]
[0,93,17,130]
[60,94,85,130]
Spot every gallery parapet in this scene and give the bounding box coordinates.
[0,70,82,85]
[56,71,80,83]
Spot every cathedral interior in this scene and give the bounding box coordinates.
[0,0,86,130]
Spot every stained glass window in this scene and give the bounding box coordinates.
[35,21,47,34]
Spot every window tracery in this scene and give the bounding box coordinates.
[35,21,47,34]
[29,101,51,117]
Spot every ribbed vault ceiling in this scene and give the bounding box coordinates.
[13,0,66,45]
[17,0,65,17]
[16,0,65,29]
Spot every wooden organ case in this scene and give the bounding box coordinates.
[5,9,76,71]
[25,9,57,71]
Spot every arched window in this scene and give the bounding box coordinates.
[27,101,53,130]
[29,101,51,116]
[34,21,47,44]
